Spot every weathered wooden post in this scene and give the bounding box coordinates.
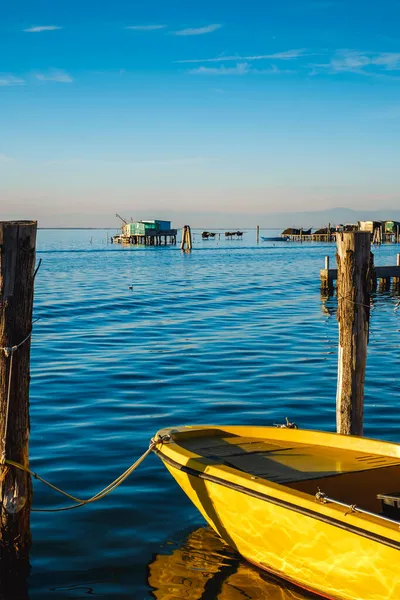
[180,225,192,251]
[0,221,36,574]
[320,256,333,293]
[394,253,400,288]
[369,251,377,292]
[256,225,260,244]
[336,231,370,436]
[187,226,192,250]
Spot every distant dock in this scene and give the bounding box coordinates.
[112,230,177,246]
[282,220,400,244]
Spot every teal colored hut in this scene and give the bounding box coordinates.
[123,220,172,236]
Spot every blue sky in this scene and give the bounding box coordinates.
[2,0,400,226]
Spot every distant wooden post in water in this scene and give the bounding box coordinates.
[0,221,36,573]
[180,225,192,251]
[336,231,371,436]
[256,225,260,244]
[321,256,333,293]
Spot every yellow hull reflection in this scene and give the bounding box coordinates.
[155,426,400,600]
[148,526,310,599]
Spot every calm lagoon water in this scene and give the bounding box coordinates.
[26,229,400,599]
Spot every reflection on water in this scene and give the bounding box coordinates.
[148,527,315,600]
[26,230,400,597]
[0,560,30,600]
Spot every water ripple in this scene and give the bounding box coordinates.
[27,229,400,598]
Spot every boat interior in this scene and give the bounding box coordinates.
[176,429,400,518]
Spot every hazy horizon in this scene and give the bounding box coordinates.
[3,206,400,229]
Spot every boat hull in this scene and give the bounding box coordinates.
[161,457,399,600]
[155,426,400,600]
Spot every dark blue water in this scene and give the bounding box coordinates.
[26,229,400,599]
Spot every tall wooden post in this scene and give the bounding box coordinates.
[0,221,36,572]
[180,225,192,251]
[256,225,260,244]
[336,232,370,436]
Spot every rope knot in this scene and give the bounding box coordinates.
[150,434,171,449]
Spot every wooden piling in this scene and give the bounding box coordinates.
[180,225,192,251]
[256,226,260,244]
[369,251,377,292]
[321,256,333,292]
[394,253,400,287]
[336,232,370,436]
[0,221,37,571]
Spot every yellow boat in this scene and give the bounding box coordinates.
[153,425,400,600]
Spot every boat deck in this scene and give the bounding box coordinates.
[180,431,400,513]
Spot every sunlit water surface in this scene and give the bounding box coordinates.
[25,229,400,598]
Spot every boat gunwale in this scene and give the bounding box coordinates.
[156,425,400,458]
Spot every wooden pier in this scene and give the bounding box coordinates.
[286,232,400,243]
[284,221,400,244]
[112,230,177,246]
[321,253,400,290]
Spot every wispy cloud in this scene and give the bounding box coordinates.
[190,63,250,75]
[311,50,400,76]
[23,25,62,32]
[173,24,222,36]
[0,154,12,162]
[189,62,291,76]
[176,49,307,63]
[125,25,166,31]
[36,70,73,83]
[0,75,25,86]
